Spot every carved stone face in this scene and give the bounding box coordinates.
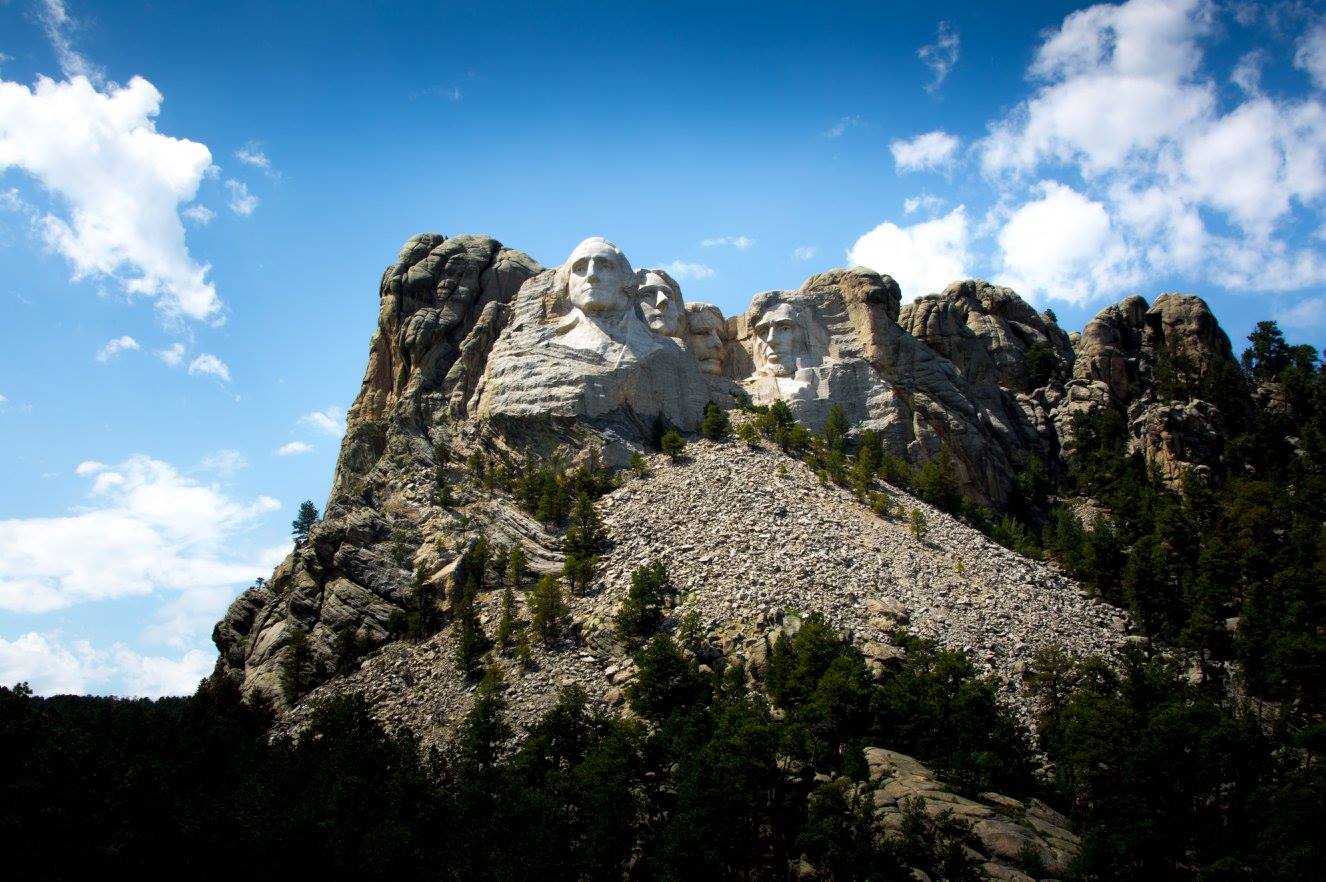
[565,237,633,317]
[753,302,802,378]
[639,271,682,337]
[687,305,725,375]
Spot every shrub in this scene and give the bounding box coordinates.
[701,402,732,441]
[530,573,569,645]
[661,430,686,461]
[616,561,669,641]
[909,508,928,540]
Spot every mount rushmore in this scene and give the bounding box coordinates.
[214,232,1239,706]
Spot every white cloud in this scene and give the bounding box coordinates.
[976,0,1326,300]
[700,235,755,250]
[1276,295,1326,328]
[199,449,246,474]
[224,179,258,217]
[0,75,220,321]
[996,181,1137,305]
[276,441,314,456]
[1295,23,1326,91]
[891,130,960,172]
[300,405,345,436]
[847,206,970,300]
[0,631,213,697]
[918,21,960,92]
[234,140,279,179]
[182,203,214,225]
[824,115,861,138]
[792,245,818,261]
[37,0,101,83]
[661,260,716,280]
[0,454,279,615]
[187,353,230,382]
[95,335,139,362]
[157,342,185,365]
[904,193,947,215]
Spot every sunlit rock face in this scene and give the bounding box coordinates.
[733,268,1041,506]
[637,268,685,339]
[472,238,712,438]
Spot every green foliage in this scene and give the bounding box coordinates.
[516,459,615,527]
[700,401,732,441]
[505,542,527,589]
[495,586,517,649]
[562,492,604,595]
[917,448,962,513]
[280,625,313,701]
[822,402,850,453]
[629,450,648,478]
[452,595,488,679]
[625,634,711,721]
[660,429,686,461]
[530,573,568,646]
[1026,339,1058,388]
[736,420,759,447]
[291,500,319,542]
[615,560,670,641]
[909,507,928,540]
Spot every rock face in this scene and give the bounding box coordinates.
[1051,292,1245,484]
[213,231,1246,715]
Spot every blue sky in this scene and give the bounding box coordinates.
[2,0,1325,695]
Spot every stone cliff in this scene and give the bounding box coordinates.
[213,232,1247,718]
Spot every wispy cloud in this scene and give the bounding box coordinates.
[300,406,345,436]
[187,353,230,382]
[37,0,101,82]
[96,335,139,362]
[224,179,258,217]
[661,261,716,280]
[275,441,314,457]
[700,235,755,250]
[792,246,818,261]
[918,21,960,92]
[157,342,185,366]
[904,193,947,215]
[891,131,960,172]
[234,141,280,180]
[182,204,214,226]
[823,115,861,139]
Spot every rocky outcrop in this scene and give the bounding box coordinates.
[1051,292,1247,484]
[899,279,1072,394]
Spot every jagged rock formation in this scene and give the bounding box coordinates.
[213,232,1247,723]
[1051,292,1244,484]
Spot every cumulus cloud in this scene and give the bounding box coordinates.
[847,206,970,300]
[276,441,314,456]
[0,454,279,615]
[700,235,755,250]
[224,179,258,217]
[891,131,960,172]
[918,21,960,92]
[0,75,220,321]
[792,245,818,261]
[661,260,716,280]
[300,405,345,436]
[157,342,185,365]
[187,353,230,382]
[95,335,139,362]
[0,631,213,697]
[978,0,1326,295]
[996,181,1138,305]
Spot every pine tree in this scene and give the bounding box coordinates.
[616,560,669,641]
[822,403,850,453]
[909,508,928,541]
[530,573,568,645]
[506,543,527,589]
[701,402,732,441]
[563,492,603,594]
[661,430,686,461]
[291,500,319,543]
[496,586,517,649]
